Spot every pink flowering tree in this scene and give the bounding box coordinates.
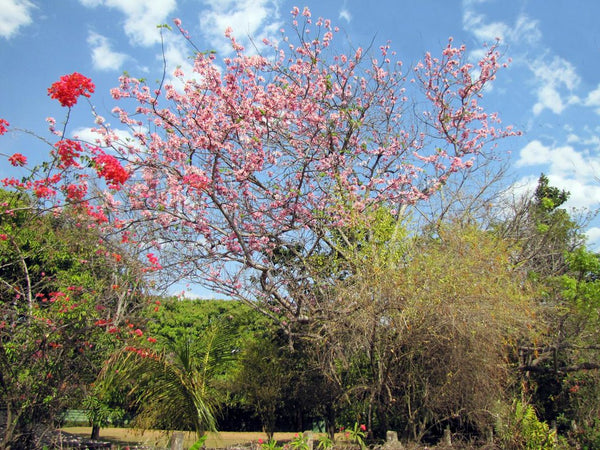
[2,8,518,334]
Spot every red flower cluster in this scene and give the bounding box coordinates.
[93,153,129,189]
[64,183,87,201]
[0,118,9,135]
[48,72,95,107]
[32,175,61,199]
[55,139,82,168]
[8,153,26,167]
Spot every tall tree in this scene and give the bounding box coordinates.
[498,173,583,278]
[496,175,600,444]
[0,8,518,334]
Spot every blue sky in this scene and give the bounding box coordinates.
[1,0,600,248]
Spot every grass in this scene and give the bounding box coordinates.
[61,427,301,448]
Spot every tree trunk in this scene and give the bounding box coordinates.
[325,404,336,440]
[91,423,100,440]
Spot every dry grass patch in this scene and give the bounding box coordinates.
[62,427,299,448]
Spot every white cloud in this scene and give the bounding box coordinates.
[87,31,128,71]
[532,84,564,115]
[510,15,542,46]
[515,140,551,167]
[463,10,508,42]
[462,1,581,117]
[585,227,600,249]
[72,126,147,155]
[79,0,176,46]
[515,140,600,209]
[339,8,352,23]
[160,33,196,90]
[0,0,35,39]
[530,56,581,116]
[585,84,600,115]
[462,5,540,45]
[198,0,282,55]
[78,0,103,6]
[516,140,596,178]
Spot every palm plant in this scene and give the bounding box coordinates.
[99,323,233,438]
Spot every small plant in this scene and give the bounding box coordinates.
[317,434,333,450]
[347,422,367,449]
[495,400,557,450]
[189,434,209,450]
[290,433,310,450]
[259,438,283,450]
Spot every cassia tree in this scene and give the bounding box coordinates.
[0,8,519,333]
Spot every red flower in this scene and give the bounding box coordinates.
[34,184,55,198]
[134,328,143,337]
[93,153,129,189]
[55,139,82,167]
[0,118,9,135]
[8,153,26,167]
[48,72,95,107]
[360,424,367,432]
[65,183,87,201]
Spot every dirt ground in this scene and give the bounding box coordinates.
[61,427,301,448]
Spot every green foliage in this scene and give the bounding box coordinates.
[347,422,367,449]
[318,221,536,441]
[535,173,569,212]
[0,190,146,447]
[100,320,237,438]
[316,433,334,450]
[289,433,310,450]
[260,438,284,450]
[146,298,270,355]
[189,434,209,450]
[232,336,289,439]
[82,393,125,428]
[495,400,557,450]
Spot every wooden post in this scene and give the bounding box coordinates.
[170,431,185,450]
[303,431,314,450]
[386,431,398,443]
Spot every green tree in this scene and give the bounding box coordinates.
[498,175,600,444]
[0,190,146,449]
[233,336,289,440]
[100,319,236,439]
[498,173,583,279]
